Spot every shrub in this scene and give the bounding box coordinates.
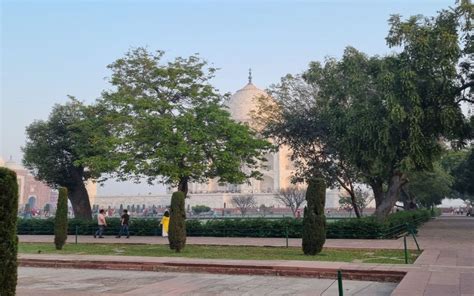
[54,187,68,250]
[302,177,326,255]
[17,209,433,239]
[169,192,186,252]
[0,167,19,296]
[192,205,211,215]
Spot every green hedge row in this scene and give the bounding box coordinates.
[17,209,434,239]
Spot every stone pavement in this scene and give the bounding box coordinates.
[391,216,474,296]
[17,267,398,296]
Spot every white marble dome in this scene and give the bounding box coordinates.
[225,82,269,123]
[5,157,25,171]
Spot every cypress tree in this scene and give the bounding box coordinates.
[0,167,19,296]
[168,191,186,252]
[302,176,326,255]
[54,187,68,250]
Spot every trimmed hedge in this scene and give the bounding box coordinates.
[17,209,433,239]
[54,187,68,250]
[0,167,19,296]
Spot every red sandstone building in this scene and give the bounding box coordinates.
[1,157,55,211]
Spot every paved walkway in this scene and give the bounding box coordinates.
[391,216,474,296]
[17,267,397,296]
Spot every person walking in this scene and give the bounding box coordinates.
[160,210,170,237]
[116,209,130,238]
[94,209,107,238]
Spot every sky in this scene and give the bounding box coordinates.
[1,0,456,195]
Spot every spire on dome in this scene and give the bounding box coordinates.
[248,68,252,84]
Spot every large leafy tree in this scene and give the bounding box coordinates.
[23,99,110,219]
[258,1,472,220]
[91,48,271,195]
[255,75,364,217]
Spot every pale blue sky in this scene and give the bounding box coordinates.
[1,0,454,194]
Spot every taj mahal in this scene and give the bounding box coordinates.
[95,73,341,210]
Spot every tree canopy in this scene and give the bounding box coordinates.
[23,99,109,219]
[87,48,272,195]
[257,1,472,219]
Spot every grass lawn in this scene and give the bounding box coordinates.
[19,243,420,264]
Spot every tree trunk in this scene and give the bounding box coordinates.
[370,179,384,210]
[401,184,418,210]
[68,181,92,220]
[349,191,362,218]
[66,169,92,220]
[337,178,361,218]
[374,173,405,221]
[178,177,189,197]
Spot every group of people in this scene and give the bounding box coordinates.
[450,207,473,216]
[93,209,170,238]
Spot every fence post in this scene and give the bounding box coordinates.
[75,225,78,244]
[403,235,408,264]
[337,270,343,296]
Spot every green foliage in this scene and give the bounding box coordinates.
[338,188,373,215]
[192,205,211,215]
[451,148,474,203]
[169,192,186,252]
[259,1,473,220]
[17,209,432,239]
[54,187,68,250]
[0,167,19,296]
[88,48,271,194]
[22,99,109,219]
[406,163,453,207]
[302,178,326,255]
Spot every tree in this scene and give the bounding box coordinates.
[405,163,454,208]
[275,186,306,217]
[0,168,19,296]
[169,192,186,252]
[23,99,110,219]
[90,48,271,196]
[54,187,68,250]
[302,177,326,255]
[259,1,472,220]
[231,195,256,216]
[447,148,474,204]
[192,205,211,215]
[338,187,374,215]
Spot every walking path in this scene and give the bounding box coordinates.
[18,216,474,295]
[391,216,474,296]
[17,267,398,296]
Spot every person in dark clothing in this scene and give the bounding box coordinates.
[116,209,130,238]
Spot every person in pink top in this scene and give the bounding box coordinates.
[94,209,107,238]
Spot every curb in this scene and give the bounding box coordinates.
[19,258,406,283]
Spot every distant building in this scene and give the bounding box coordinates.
[0,156,97,211]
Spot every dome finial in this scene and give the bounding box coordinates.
[248,68,252,84]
